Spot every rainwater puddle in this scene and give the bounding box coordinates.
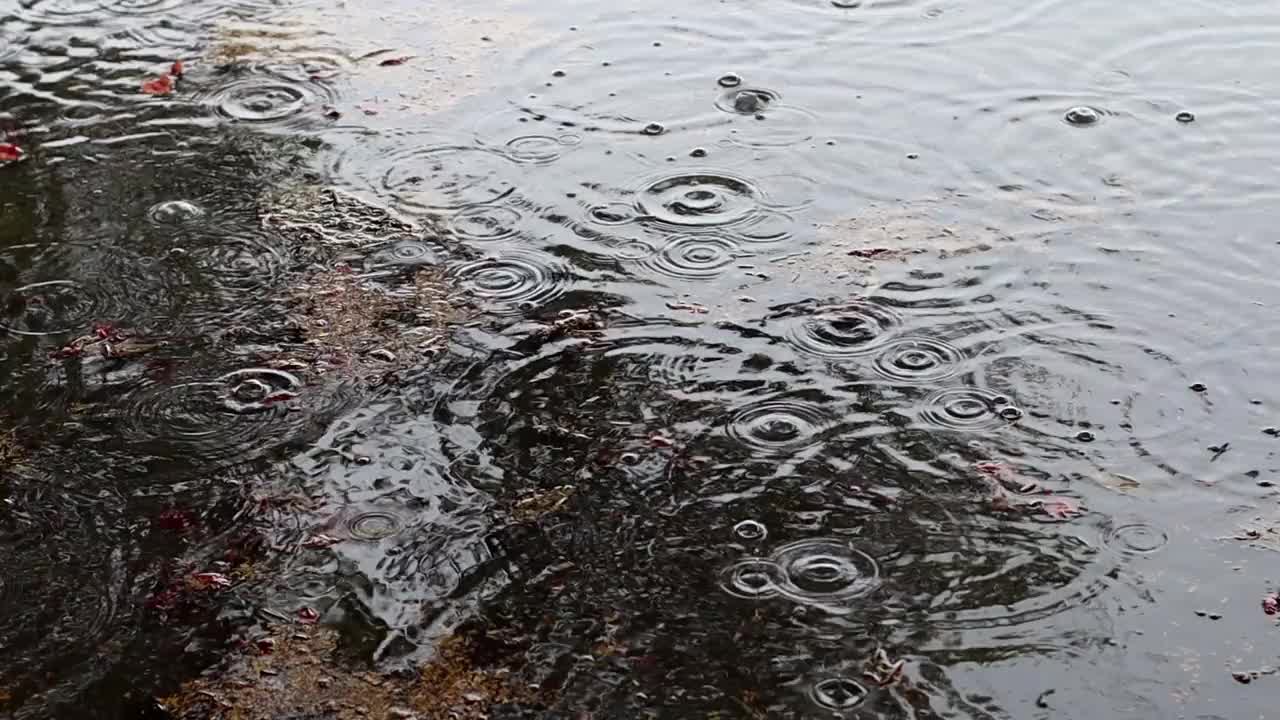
[3,0,1280,717]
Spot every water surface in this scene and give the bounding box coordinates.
[3,0,1280,717]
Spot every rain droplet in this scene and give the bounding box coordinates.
[733,520,767,541]
[635,171,765,228]
[783,301,903,358]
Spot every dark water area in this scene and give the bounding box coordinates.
[4,0,1280,717]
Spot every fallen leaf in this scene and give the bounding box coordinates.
[0,143,24,163]
[302,533,341,549]
[170,59,185,77]
[378,55,413,66]
[1263,593,1279,616]
[297,606,320,624]
[141,74,174,96]
[1039,496,1082,520]
[191,572,232,590]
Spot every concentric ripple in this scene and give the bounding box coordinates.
[1103,522,1169,555]
[347,511,406,541]
[810,677,869,711]
[919,388,1007,431]
[718,558,785,599]
[634,170,765,228]
[871,337,965,384]
[183,235,286,294]
[780,300,903,358]
[771,538,880,607]
[714,86,818,147]
[451,251,571,314]
[646,234,743,280]
[203,75,331,128]
[715,87,782,115]
[726,395,839,457]
[449,205,523,242]
[124,368,304,460]
[0,280,102,336]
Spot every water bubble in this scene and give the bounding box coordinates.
[871,337,965,383]
[727,397,838,457]
[648,234,742,280]
[1175,111,1196,123]
[1104,523,1169,555]
[830,0,863,8]
[642,122,666,136]
[717,72,743,88]
[451,251,570,314]
[716,88,780,116]
[450,205,523,242]
[771,538,879,605]
[347,511,405,541]
[718,558,784,599]
[782,301,903,358]
[0,280,100,336]
[1075,430,1096,442]
[920,388,1005,430]
[147,200,206,225]
[998,406,1024,421]
[1062,106,1104,126]
[689,147,708,158]
[635,171,764,228]
[733,520,768,541]
[811,677,868,710]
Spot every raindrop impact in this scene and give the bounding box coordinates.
[718,558,785,599]
[771,538,880,605]
[811,677,869,710]
[871,337,965,383]
[648,234,742,280]
[1104,523,1169,555]
[635,171,765,228]
[727,397,838,457]
[920,388,1007,430]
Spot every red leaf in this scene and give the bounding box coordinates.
[974,461,1004,476]
[141,74,174,96]
[0,143,24,164]
[170,60,185,78]
[1263,593,1279,616]
[1039,496,1082,520]
[378,55,413,66]
[191,572,232,590]
[297,607,320,624]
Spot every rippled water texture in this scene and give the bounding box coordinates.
[4,0,1280,716]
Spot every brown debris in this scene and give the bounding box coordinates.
[161,629,545,720]
[277,266,467,382]
[511,484,575,522]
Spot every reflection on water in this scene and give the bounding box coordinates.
[4,0,1280,716]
